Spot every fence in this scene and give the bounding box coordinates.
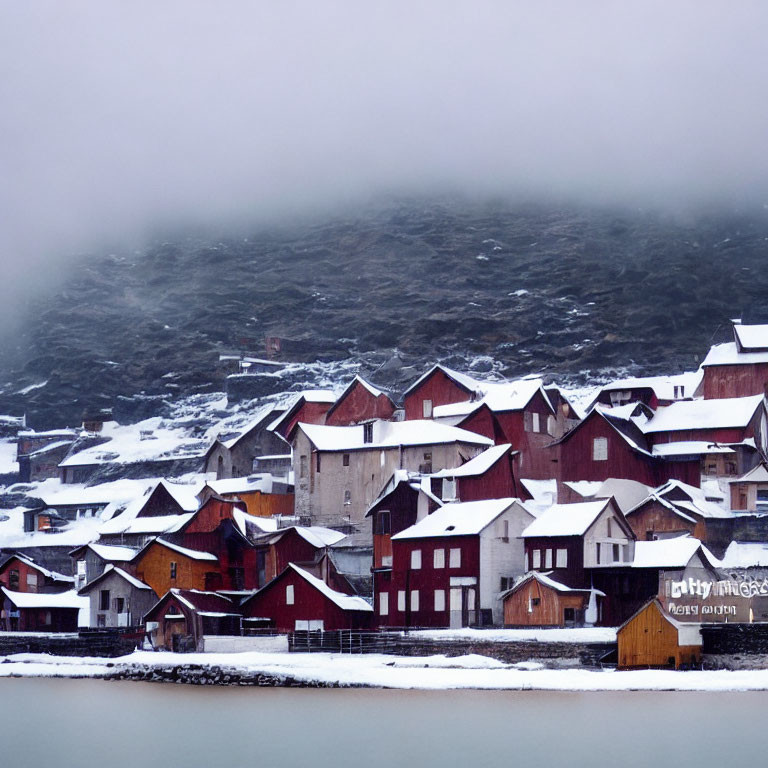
[289,630,404,654]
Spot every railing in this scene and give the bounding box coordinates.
[289,630,405,654]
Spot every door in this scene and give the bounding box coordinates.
[164,618,187,650]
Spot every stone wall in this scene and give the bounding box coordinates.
[0,631,139,658]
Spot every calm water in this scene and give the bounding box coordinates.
[0,678,764,768]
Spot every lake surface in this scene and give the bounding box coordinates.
[0,678,764,768]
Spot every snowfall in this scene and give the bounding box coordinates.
[1,647,768,691]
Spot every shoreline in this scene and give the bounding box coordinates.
[2,650,768,691]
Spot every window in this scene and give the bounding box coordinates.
[115,597,125,614]
[564,607,575,622]
[379,592,389,616]
[524,551,529,571]
[286,584,295,605]
[99,589,110,611]
[97,614,106,628]
[500,577,513,592]
[532,549,541,569]
[612,543,621,563]
[363,423,374,443]
[726,461,737,475]
[26,572,38,593]
[596,542,601,564]
[343,489,351,506]
[547,415,556,436]
[376,510,391,535]
[434,590,446,611]
[421,451,432,473]
[422,399,433,418]
[758,489,768,511]
[442,477,457,501]
[705,461,717,475]
[544,549,553,569]
[532,413,540,433]
[499,519,509,541]
[434,548,445,568]
[300,455,308,478]
[315,452,321,472]
[593,437,608,461]
[622,544,631,562]
[449,548,461,568]
[8,569,19,590]
[556,548,568,568]
[343,453,350,467]
[606,518,612,537]
[524,411,533,432]
[397,590,406,612]
[170,562,177,580]
[410,550,422,569]
[410,590,419,612]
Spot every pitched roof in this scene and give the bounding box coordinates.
[298,419,493,451]
[503,571,597,598]
[1,587,88,610]
[135,538,218,562]
[730,463,768,483]
[1,553,74,583]
[392,498,524,540]
[325,376,394,421]
[631,536,719,569]
[272,526,347,549]
[720,541,768,568]
[403,364,486,399]
[81,543,137,562]
[430,443,513,478]
[618,599,702,646]
[643,395,764,433]
[165,588,235,614]
[78,564,154,593]
[284,564,372,612]
[432,377,554,418]
[701,341,768,367]
[593,371,702,403]
[734,323,768,352]
[521,500,613,538]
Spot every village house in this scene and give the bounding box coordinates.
[617,599,702,669]
[700,321,768,400]
[197,475,294,519]
[324,375,397,426]
[402,364,486,421]
[257,525,347,585]
[144,589,241,651]
[292,419,492,537]
[588,371,702,411]
[501,571,603,628]
[130,538,220,597]
[204,405,287,479]
[70,542,138,590]
[0,553,74,593]
[270,390,336,442]
[0,588,87,632]
[240,563,373,632]
[729,463,768,511]
[78,564,156,628]
[520,498,635,595]
[16,428,78,483]
[377,498,534,628]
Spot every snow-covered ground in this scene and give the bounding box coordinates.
[1,649,768,690]
[410,627,617,643]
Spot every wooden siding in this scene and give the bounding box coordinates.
[223,490,294,518]
[325,380,395,426]
[403,369,473,421]
[456,450,520,502]
[626,500,699,541]
[0,556,70,594]
[617,600,701,669]
[702,362,768,400]
[278,401,331,441]
[524,536,586,588]
[503,579,590,627]
[132,544,217,597]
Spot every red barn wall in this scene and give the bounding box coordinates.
[458,455,519,502]
[524,536,586,588]
[702,364,768,400]
[404,371,473,421]
[281,401,331,440]
[326,383,395,426]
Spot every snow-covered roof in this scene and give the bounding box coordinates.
[206,475,275,496]
[508,571,597,595]
[595,371,702,402]
[80,543,137,562]
[392,498,523,540]
[720,541,768,568]
[27,440,74,457]
[655,479,732,519]
[651,441,735,456]
[521,500,612,538]
[221,405,281,449]
[643,395,764,433]
[232,508,279,536]
[631,536,718,569]
[287,526,347,549]
[2,553,74,582]
[430,444,513,478]
[734,323,768,351]
[287,564,372,612]
[730,463,768,484]
[1,587,88,610]
[80,564,154,592]
[519,478,558,509]
[701,341,768,367]
[563,480,603,498]
[100,511,194,536]
[150,539,218,562]
[432,378,554,418]
[298,419,493,451]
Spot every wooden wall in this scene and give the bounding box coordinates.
[702,363,768,400]
[503,578,588,627]
[404,370,472,421]
[326,380,395,426]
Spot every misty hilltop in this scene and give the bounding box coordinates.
[2,198,768,428]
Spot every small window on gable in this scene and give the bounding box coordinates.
[376,510,391,535]
[422,399,433,418]
[613,543,621,563]
[363,423,374,443]
[524,411,533,432]
[343,453,350,467]
[316,452,321,473]
[607,517,612,537]
[593,437,608,461]
[596,542,601,564]
[532,412,540,433]
[544,549,553,569]
[286,584,295,605]
[300,455,308,478]
[170,562,177,580]
[99,589,110,611]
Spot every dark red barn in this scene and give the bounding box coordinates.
[325,376,396,426]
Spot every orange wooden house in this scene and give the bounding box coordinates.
[130,538,219,597]
[617,598,702,670]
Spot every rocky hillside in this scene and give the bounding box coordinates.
[2,198,768,428]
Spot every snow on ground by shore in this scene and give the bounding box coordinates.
[410,627,617,643]
[1,650,768,691]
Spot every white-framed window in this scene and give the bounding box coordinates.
[422,399,433,418]
[397,590,406,612]
[434,589,445,612]
[382,555,393,567]
[449,548,461,568]
[532,549,541,569]
[433,548,445,568]
[26,572,38,592]
[411,549,422,569]
[556,548,568,568]
[442,477,457,501]
[410,590,419,612]
[544,549,553,569]
[532,412,540,433]
[524,551,529,571]
[593,437,608,461]
[286,585,294,605]
[379,592,389,616]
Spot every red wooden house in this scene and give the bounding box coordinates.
[402,365,484,421]
[0,553,74,594]
[270,390,336,442]
[377,498,533,628]
[240,563,373,632]
[0,588,86,632]
[588,371,701,411]
[258,525,347,584]
[325,376,396,426]
[701,322,768,400]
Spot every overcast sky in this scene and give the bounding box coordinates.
[2,1,768,314]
